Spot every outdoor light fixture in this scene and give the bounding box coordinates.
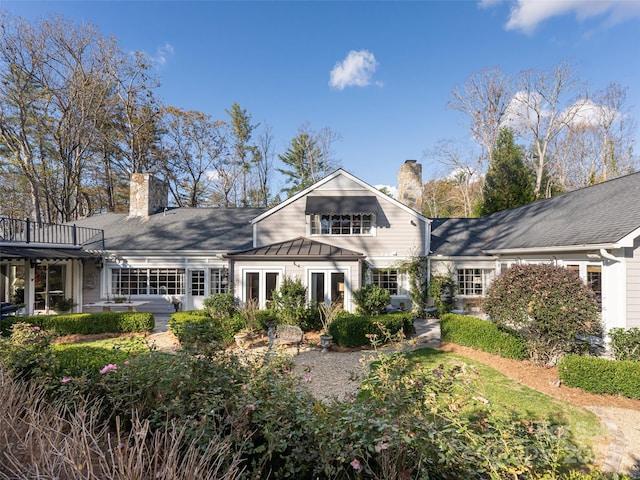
[94,258,104,270]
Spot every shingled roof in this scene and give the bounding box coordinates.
[72,207,267,252]
[431,171,640,256]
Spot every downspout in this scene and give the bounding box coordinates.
[599,248,620,263]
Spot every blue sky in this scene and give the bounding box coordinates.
[3,0,640,191]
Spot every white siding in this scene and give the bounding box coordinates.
[626,240,640,328]
[254,175,428,258]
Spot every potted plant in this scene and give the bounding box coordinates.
[54,297,76,313]
[318,302,341,353]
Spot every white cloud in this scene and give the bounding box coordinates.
[484,0,640,34]
[329,50,381,90]
[154,42,175,66]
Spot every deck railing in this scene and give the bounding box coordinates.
[0,217,104,248]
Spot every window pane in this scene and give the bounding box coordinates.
[371,269,398,295]
[266,272,279,301]
[309,213,375,236]
[246,272,259,302]
[210,268,229,295]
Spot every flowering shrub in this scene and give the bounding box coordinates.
[0,322,56,380]
[484,264,602,365]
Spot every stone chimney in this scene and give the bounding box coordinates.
[398,160,423,212]
[129,173,168,217]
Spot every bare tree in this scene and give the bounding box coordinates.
[253,123,276,206]
[503,61,583,198]
[159,106,228,207]
[449,67,512,169]
[424,139,483,217]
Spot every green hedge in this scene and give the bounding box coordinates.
[168,310,245,347]
[328,312,414,348]
[52,344,142,379]
[1,312,154,336]
[558,354,640,400]
[440,313,528,360]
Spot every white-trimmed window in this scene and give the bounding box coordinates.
[310,213,374,236]
[371,269,399,295]
[242,269,282,308]
[210,268,229,295]
[457,268,492,296]
[111,268,185,296]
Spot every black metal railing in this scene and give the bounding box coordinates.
[0,217,104,248]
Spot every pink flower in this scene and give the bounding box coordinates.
[99,364,118,375]
[242,384,248,390]
[350,459,362,471]
[303,375,312,383]
[61,377,72,383]
[31,326,41,331]
[124,361,130,366]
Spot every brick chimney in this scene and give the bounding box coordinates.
[129,173,168,217]
[397,160,423,212]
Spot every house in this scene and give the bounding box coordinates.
[1,164,430,316]
[2,163,640,335]
[430,171,640,333]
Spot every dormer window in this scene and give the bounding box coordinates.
[310,213,374,235]
[305,195,378,236]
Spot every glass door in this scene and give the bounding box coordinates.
[188,269,206,310]
[34,264,66,313]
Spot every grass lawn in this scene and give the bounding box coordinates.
[405,347,605,451]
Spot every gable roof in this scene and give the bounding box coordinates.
[251,169,430,224]
[431,171,640,256]
[225,236,364,260]
[72,207,267,252]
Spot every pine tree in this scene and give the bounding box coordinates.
[479,128,535,215]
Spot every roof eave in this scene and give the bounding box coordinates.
[483,243,621,255]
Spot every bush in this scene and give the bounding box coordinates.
[270,276,316,328]
[203,293,237,319]
[609,327,640,362]
[0,323,56,380]
[352,283,391,316]
[558,354,640,399]
[440,313,529,360]
[484,264,602,365]
[328,312,414,347]
[168,310,244,349]
[1,312,154,336]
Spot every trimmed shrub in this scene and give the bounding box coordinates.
[203,293,236,319]
[440,313,529,360]
[609,327,640,362]
[559,354,640,399]
[168,310,244,349]
[1,312,154,336]
[352,284,391,316]
[52,342,147,379]
[328,312,414,347]
[484,264,602,365]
